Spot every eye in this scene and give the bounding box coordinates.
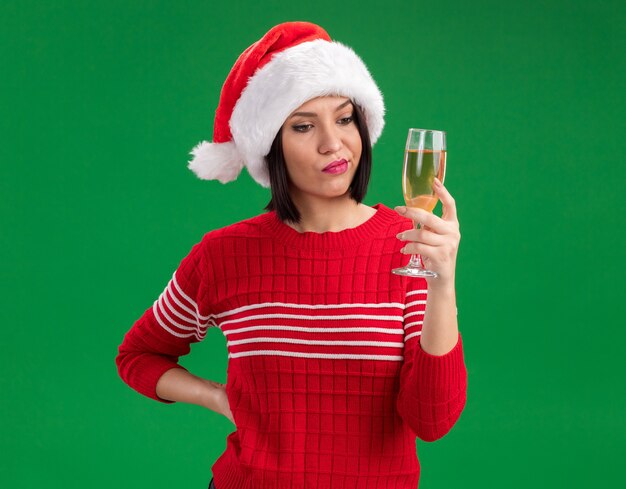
[292,124,313,133]
[338,114,354,125]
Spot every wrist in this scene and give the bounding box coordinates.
[427,276,456,295]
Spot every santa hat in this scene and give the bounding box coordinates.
[188,21,385,188]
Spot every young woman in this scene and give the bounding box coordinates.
[116,21,467,489]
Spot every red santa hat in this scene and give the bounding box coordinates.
[188,21,385,188]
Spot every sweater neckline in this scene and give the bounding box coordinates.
[259,203,397,250]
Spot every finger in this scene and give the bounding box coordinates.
[397,228,447,247]
[432,178,457,221]
[400,242,438,257]
[395,206,447,234]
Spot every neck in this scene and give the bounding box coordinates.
[287,193,376,233]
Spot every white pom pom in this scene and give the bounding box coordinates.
[187,141,245,183]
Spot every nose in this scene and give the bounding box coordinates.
[317,123,343,154]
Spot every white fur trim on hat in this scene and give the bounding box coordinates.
[188,140,245,184]
[230,39,385,188]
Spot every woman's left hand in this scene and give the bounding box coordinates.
[395,177,461,289]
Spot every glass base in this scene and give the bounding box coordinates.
[391,265,438,278]
[391,255,438,278]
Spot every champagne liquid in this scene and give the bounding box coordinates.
[403,149,446,212]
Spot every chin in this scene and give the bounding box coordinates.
[292,178,354,201]
[325,189,353,200]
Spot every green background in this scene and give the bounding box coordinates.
[2,0,624,487]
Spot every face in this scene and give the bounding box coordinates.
[280,95,362,205]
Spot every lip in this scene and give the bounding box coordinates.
[322,159,348,173]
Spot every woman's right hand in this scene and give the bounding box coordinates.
[209,381,235,425]
[155,369,235,424]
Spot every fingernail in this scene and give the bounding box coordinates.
[433,177,442,186]
[395,206,407,214]
[396,232,404,240]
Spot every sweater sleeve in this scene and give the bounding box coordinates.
[396,278,468,442]
[115,237,214,403]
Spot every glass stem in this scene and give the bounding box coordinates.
[409,220,424,268]
[409,254,423,268]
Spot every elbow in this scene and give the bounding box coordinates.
[115,345,132,384]
[415,408,463,442]
[115,328,149,386]
[398,387,467,443]
[115,335,143,386]
[417,431,444,443]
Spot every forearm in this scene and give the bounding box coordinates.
[396,278,466,441]
[420,280,458,355]
[156,367,224,412]
[397,332,466,441]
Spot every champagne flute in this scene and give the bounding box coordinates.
[392,128,446,278]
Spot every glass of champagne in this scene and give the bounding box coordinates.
[392,128,446,278]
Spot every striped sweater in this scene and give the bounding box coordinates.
[116,202,467,489]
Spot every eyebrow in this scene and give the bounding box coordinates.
[288,99,353,119]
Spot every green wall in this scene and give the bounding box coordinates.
[2,0,624,487]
